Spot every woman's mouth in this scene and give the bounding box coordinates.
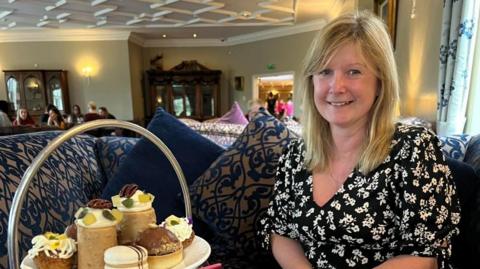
[327,101,354,106]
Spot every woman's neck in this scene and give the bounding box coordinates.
[329,122,368,160]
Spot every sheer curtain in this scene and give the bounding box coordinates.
[437,0,479,136]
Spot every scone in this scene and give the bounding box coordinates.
[104,245,149,269]
[136,226,183,269]
[27,232,76,269]
[111,183,156,244]
[162,215,195,248]
[76,199,123,269]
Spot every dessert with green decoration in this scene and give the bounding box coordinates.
[111,183,156,244]
[27,232,76,269]
[162,215,195,248]
[75,198,121,269]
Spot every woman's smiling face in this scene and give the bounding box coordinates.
[312,42,379,130]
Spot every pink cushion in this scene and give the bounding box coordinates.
[217,101,248,125]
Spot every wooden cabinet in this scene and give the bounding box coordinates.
[144,61,221,122]
[3,70,70,117]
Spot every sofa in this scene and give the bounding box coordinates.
[0,110,479,269]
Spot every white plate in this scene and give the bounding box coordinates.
[21,236,211,269]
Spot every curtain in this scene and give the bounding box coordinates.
[437,0,479,136]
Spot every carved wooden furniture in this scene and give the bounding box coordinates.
[144,61,221,122]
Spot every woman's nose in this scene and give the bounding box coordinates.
[329,73,346,94]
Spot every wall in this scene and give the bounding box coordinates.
[226,31,318,116]
[128,41,144,121]
[394,0,443,122]
[142,46,230,114]
[0,40,134,120]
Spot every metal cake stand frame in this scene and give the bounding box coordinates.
[7,119,192,269]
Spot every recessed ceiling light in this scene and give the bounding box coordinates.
[162,34,167,38]
[193,33,197,38]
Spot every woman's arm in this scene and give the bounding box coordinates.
[271,234,312,269]
[375,255,437,269]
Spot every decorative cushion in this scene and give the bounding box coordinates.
[96,136,139,182]
[217,101,248,125]
[439,134,472,161]
[464,134,480,177]
[101,108,225,222]
[189,110,298,257]
[0,131,104,269]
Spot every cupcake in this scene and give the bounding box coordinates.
[162,215,195,248]
[136,226,183,269]
[75,199,123,269]
[104,245,149,269]
[27,232,76,269]
[111,184,156,244]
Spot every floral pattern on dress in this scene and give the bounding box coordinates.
[259,124,461,269]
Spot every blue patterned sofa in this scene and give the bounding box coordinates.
[0,128,479,269]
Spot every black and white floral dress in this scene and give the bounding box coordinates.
[260,124,461,269]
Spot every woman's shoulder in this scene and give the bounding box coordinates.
[394,122,436,142]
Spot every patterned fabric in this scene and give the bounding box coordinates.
[183,121,246,148]
[260,124,460,269]
[397,116,433,130]
[439,134,472,161]
[96,136,139,182]
[0,131,104,269]
[437,0,479,135]
[189,110,298,259]
[464,134,480,176]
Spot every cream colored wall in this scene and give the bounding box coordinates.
[226,31,318,115]
[395,0,443,122]
[0,41,134,120]
[128,41,144,121]
[142,47,230,113]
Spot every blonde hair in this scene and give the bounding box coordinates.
[301,11,399,174]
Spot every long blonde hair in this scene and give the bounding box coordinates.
[301,11,399,174]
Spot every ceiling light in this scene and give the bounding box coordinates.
[239,10,252,18]
[162,34,166,38]
[193,33,197,38]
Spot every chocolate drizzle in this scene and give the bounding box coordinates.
[119,184,139,198]
[127,245,146,269]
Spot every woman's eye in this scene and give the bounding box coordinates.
[347,69,361,76]
[318,69,332,76]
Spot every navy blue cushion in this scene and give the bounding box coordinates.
[190,110,297,258]
[447,158,480,269]
[101,108,225,222]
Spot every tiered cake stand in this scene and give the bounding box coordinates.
[7,120,193,269]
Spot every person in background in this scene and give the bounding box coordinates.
[98,106,118,136]
[285,93,294,120]
[67,104,84,125]
[0,100,12,127]
[98,106,116,120]
[84,101,101,122]
[41,104,56,125]
[13,108,35,126]
[260,11,460,269]
[266,92,277,116]
[275,98,286,119]
[47,107,66,129]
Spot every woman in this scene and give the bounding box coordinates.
[47,107,66,129]
[13,108,35,126]
[260,11,460,269]
[67,104,84,125]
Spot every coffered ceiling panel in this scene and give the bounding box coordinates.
[0,0,353,43]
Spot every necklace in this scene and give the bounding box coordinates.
[328,167,344,189]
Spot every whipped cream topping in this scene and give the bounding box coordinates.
[112,190,155,212]
[27,232,76,259]
[162,215,193,242]
[74,207,121,228]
